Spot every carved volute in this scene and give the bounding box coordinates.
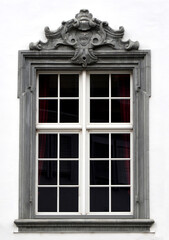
[29,9,139,67]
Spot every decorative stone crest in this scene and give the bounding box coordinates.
[29,9,139,67]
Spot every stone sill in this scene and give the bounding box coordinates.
[14,218,154,233]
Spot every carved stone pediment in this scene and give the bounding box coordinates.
[29,9,139,67]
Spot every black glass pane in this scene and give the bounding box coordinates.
[60,74,79,97]
[90,161,109,185]
[90,74,109,97]
[90,134,109,158]
[90,187,109,212]
[111,187,130,212]
[60,134,78,158]
[39,134,57,158]
[111,160,130,185]
[111,100,130,122]
[60,161,78,185]
[38,161,57,185]
[111,134,130,158]
[111,74,130,97]
[90,100,109,122]
[39,74,58,97]
[38,187,57,212]
[60,100,78,122]
[39,100,58,123]
[59,187,78,212]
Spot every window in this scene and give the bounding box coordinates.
[36,72,132,215]
[15,10,154,232]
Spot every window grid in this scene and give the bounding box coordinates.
[38,73,80,124]
[36,71,133,215]
[36,132,80,214]
[88,132,132,214]
[89,73,131,124]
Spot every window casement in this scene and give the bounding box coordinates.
[36,72,132,215]
[15,9,154,232]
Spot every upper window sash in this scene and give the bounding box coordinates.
[86,71,133,129]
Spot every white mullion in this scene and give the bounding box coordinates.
[89,185,130,187]
[57,133,60,213]
[37,74,39,124]
[87,131,90,214]
[109,75,111,212]
[81,70,86,215]
[58,74,60,123]
[59,97,79,100]
[109,74,111,123]
[109,133,111,213]
[130,131,133,214]
[90,97,109,99]
[38,185,79,187]
[90,158,109,161]
[35,133,38,214]
[130,73,133,125]
[89,97,130,100]
[111,158,131,161]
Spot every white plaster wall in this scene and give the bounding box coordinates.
[0,0,169,239]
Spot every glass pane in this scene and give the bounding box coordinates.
[60,74,79,97]
[90,161,109,185]
[39,74,58,97]
[90,134,109,158]
[111,74,130,97]
[39,100,58,123]
[111,134,130,158]
[90,187,109,212]
[60,100,78,123]
[111,160,130,185]
[90,100,109,122]
[90,74,109,97]
[111,100,130,122]
[60,134,78,158]
[39,134,57,158]
[60,161,78,185]
[59,187,78,212]
[38,161,57,185]
[111,187,130,212]
[38,187,57,212]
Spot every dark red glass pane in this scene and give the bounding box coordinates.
[59,187,78,212]
[111,134,130,158]
[90,74,109,97]
[39,134,57,158]
[39,99,58,123]
[60,74,79,97]
[111,100,130,122]
[60,134,78,158]
[90,161,109,185]
[39,74,58,97]
[90,100,109,122]
[111,160,130,185]
[38,187,57,212]
[90,187,109,212]
[111,74,130,97]
[60,161,78,185]
[90,134,109,158]
[111,187,130,212]
[38,161,57,185]
[60,100,78,123]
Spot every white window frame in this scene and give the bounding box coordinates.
[35,70,133,216]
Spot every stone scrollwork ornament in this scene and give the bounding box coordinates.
[29,9,139,67]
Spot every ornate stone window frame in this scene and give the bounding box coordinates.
[15,10,154,232]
